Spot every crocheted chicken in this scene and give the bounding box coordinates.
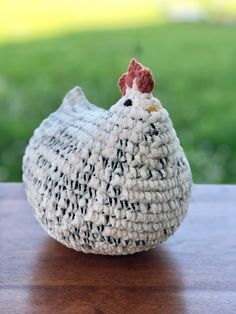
[23,59,192,255]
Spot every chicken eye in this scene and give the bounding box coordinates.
[123,99,132,107]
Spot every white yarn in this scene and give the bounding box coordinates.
[23,83,192,255]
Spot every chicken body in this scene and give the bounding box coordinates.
[23,84,192,255]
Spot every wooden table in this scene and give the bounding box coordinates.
[0,184,235,314]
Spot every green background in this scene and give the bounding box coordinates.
[0,23,235,183]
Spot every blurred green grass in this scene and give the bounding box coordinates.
[0,23,235,183]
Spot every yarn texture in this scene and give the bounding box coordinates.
[23,59,192,255]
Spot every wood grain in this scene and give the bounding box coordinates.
[0,183,236,314]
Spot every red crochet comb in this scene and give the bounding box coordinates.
[118,59,155,96]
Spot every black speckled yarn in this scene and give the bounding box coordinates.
[23,84,192,255]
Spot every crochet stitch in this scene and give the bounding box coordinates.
[22,59,192,255]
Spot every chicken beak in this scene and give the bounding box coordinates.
[147,104,159,113]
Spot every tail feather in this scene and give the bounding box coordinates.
[62,86,97,111]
